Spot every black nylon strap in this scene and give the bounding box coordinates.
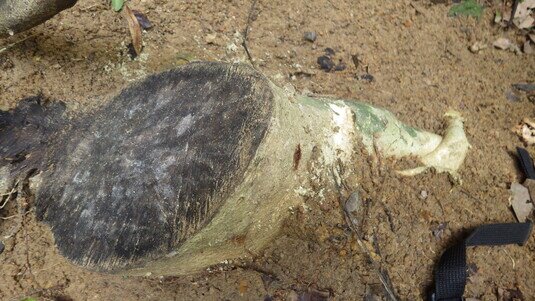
[466,223,533,246]
[432,222,533,301]
[517,147,535,180]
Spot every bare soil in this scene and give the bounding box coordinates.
[1,0,534,300]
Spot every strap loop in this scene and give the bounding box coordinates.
[431,222,533,301]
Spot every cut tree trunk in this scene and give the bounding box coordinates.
[0,0,77,37]
[0,62,469,276]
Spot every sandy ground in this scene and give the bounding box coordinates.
[1,0,534,300]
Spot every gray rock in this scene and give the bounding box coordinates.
[303,31,317,42]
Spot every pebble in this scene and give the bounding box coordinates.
[287,290,299,301]
[205,33,218,45]
[360,73,374,82]
[419,190,428,200]
[317,55,334,71]
[0,241,4,254]
[524,41,533,54]
[469,42,487,53]
[226,42,238,53]
[493,38,511,50]
[334,62,347,71]
[324,47,335,57]
[303,31,317,42]
[344,192,360,213]
[506,90,520,102]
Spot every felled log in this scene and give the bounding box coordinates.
[0,62,469,276]
[0,0,77,37]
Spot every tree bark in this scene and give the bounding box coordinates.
[0,0,77,37]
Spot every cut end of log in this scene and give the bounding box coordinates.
[35,62,273,271]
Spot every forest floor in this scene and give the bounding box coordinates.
[0,0,534,300]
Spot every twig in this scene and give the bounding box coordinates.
[242,0,258,65]
[343,199,399,301]
[508,0,519,28]
[0,181,19,209]
[1,181,24,240]
[0,33,39,54]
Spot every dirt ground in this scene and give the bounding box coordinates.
[1,0,535,300]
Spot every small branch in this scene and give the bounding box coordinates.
[0,33,39,54]
[2,183,24,240]
[508,0,519,28]
[242,0,258,65]
[343,198,399,301]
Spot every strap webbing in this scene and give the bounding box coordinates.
[517,147,535,180]
[432,222,533,301]
[432,148,534,300]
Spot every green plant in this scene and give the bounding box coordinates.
[448,0,484,18]
[111,0,125,12]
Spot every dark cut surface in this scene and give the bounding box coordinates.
[0,96,66,174]
[36,62,273,271]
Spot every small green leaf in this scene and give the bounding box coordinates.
[111,0,125,12]
[21,298,37,301]
[448,0,484,19]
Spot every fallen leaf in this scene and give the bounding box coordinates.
[515,15,535,29]
[432,222,449,239]
[523,178,535,205]
[448,0,484,19]
[111,0,125,12]
[132,10,152,30]
[524,41,533,54]
[510,182,533,222]
[513,0,535,20]
[123,5,143,57]
[469,41,487,53]
[513,118,535,146]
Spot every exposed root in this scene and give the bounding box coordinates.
[242,0,258,65]
[397,110,470,180]
[342,202,399,301]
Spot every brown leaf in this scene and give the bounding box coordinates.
[132,10,152,30]
[123,5,142,56]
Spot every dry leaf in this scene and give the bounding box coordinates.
[513,0,535,20]
[515,15,535,29]
[132,10,152,30]
[123,5,142,56]
[469,41,487,53]
[513,118,535,146]
[493,37,511,50]
[524,178,535,204]
[510,182,533,222]
[511,0,535,29]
